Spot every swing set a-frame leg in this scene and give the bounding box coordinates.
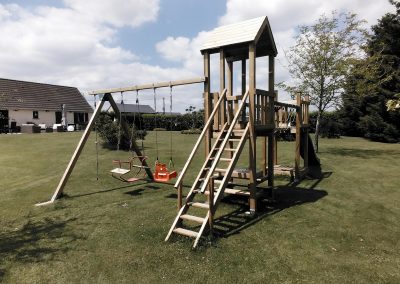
[36,93,153,206]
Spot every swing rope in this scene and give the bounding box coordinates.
[153,87,159,163]
[94,94,99,181]
[169,85,174,169]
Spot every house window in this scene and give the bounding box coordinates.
[74,112,88,124]
[33,111,39,119]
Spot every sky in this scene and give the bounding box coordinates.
[0,0,396,112]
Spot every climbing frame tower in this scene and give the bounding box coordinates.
[166,16,314,248]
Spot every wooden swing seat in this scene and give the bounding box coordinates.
[111,156,149,183]
[153,162,177,182]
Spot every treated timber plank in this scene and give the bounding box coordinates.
[173,228,198,238]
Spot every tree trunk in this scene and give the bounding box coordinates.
[314,110,321,153]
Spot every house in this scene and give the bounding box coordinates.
[114,103,155,115]
[0,78,93,132]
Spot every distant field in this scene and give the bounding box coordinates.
[0,131,399,283]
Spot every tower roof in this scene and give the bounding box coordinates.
[201,16,277,60]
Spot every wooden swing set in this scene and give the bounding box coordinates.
[36,77,205,206]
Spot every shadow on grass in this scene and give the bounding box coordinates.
[321,147,399,159]
[67,180,152,199]
[0,217,81,281]
[211,174,330,240]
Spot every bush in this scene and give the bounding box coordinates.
[181,128,202,134]
[309,111,342,138]
[95,112,147,149]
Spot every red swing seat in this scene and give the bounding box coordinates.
[153,162,177,182]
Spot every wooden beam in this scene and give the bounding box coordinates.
[88,77,206,95]
[203,52,212,160]
[220,49,226,127]
[248,43,257,213]
[268,56,275,187]
[36,93,108,206]
[241,59,247,123]
[295,93,302,179]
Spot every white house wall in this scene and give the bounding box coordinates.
[8,110,90,128]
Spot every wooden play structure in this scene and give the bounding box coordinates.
[36,16,319,249]
[165,16,320,248]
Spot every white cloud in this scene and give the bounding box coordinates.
[156,36,191,62]
[214,0,397,100]
[0,0,396,112]
[63,0,159,28]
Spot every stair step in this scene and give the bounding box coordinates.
[224,188,250,196]
[173,228,198,238]
[180,214,205,223]
[188,202,210,209]
[203,190,218,196]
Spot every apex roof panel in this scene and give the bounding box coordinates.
[201,16,277,57]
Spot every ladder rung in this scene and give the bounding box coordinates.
[219,158,232,162]
[213,179,223,183]
[180,214,205,223]
[224,148,236,152]
[229,138,241,142]
[188,202,210,209]
[173,228,198,238]
[224,188,250,196]
[215,168,227,173]
[203,190,217,196]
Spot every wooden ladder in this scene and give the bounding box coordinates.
[165,90,249,248]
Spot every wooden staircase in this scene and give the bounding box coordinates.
[165,90,249,248]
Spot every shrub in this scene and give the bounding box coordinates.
[95,112,147,149]
[181,128,202,134]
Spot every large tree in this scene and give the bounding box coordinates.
[340,0,400,142]
[284,11,367,152]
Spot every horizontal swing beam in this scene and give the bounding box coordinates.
[88,77,206,95]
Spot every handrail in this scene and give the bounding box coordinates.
[199,89,249,193]
[174,89,227,188]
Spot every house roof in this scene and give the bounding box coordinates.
[201,16,277,59]
[0,78,93,112]
[115,103,155,114]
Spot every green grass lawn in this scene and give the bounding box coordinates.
[0,131,399,283]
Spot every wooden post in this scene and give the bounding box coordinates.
[35,94,107,206]
[227,60,233,122]
[295,93,302,179]
[220,49,226,128]
[268,56,275,188]
[303,96,309,169]
[204,52,211,159]
[248,43,257,213]
[241,59,247,123]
